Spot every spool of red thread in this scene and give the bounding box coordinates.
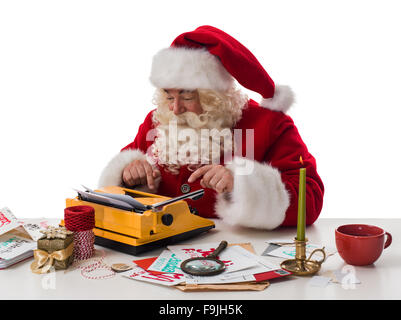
[64,206,95,260]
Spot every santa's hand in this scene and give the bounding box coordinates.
[188,164,233,193]
[122,159,160,190]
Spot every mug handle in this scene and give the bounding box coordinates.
[384,232,392,249]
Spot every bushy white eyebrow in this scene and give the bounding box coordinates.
[163,89,195,95]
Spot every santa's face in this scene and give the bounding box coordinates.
[164,89,203,115]
[150,87,247,173]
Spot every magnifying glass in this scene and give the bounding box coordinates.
[180,241,228,276]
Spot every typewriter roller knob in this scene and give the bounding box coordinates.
[161,213,174,226]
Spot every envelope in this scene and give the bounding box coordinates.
[133,243,272,292]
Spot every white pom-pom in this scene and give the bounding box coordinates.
[260,85,295,113]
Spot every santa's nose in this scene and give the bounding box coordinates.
[172,100,184,115]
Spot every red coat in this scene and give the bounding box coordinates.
[99,99,324,230]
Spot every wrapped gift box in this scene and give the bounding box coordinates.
[36,227,74,270]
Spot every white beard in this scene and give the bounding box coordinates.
[151,112,234,174]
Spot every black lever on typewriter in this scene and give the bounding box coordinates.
[151,189,204,210]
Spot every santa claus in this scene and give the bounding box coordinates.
[98,26,324,230]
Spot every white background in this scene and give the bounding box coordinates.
[1,0,400,220]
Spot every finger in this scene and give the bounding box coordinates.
[153,168,161,178]
[122,168,134,186]
[129,166,141,186]
[202,166,221,187]
[215,173,232,193]
[227,172,234,190]
[125,164,138,186]
[135,164,148,186]
[221,172,234,193]
[142,161,155,190]
[215,179,228,193]
[208,169,225,189]
[188,165,213,183]
[200,179,206,188]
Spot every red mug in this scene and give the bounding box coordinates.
[335,224,392,266]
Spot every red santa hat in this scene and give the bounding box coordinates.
[149,25,294,113]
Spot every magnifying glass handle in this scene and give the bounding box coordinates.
[208,241,228,259]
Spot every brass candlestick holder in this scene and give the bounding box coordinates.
[280,238,327,276]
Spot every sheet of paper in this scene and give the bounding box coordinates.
[75,189,134,211]
[135,254,255,285]
[185,273,256,285]
[120,266,185,286]
[163,245,279,285]
[218,246,281,280]
[230,245,280,269]
[253,269,292,282]
[261,243,281,256]
[0,235,36,260]
[133,257,160,272]
[167,243,258,274]
[265,238,296,245]
[265,242,336,260]
[147,250,182,273]
[18,218,59,241]
[0,207,20,236]
[0,250,34,269]
[135,244,286,286]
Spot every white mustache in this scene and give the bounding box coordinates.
[167,111,208,129]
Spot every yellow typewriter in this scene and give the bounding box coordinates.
[63,186,215,255]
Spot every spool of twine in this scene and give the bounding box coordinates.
[64,205,95,261]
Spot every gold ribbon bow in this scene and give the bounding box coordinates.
[30,242,74,274]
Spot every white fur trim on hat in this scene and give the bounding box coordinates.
[98,149,161,193]
[215,157,290,230]
[149,47,234,91]
[260,85,295,113]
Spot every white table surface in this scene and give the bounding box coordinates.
[1,218,399,300]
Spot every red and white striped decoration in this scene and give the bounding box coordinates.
[72,230,95,260]
[73,249,115,280]
[64,206,115,279]
[64,205,96,261]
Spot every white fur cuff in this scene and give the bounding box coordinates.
[98,149,160,192]
[215,157,290,230]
